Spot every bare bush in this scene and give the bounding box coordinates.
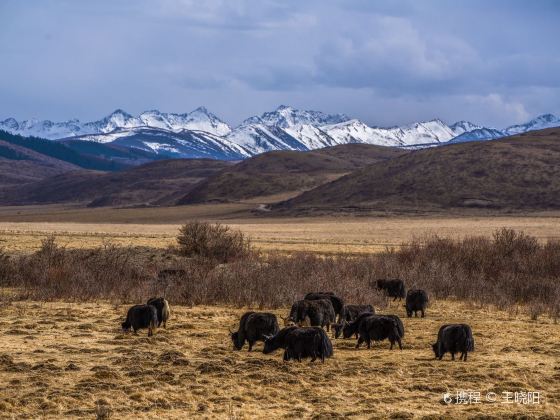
[176,222,251,263]
[2,229,559,319]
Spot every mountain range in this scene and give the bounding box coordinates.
[1,106,559,160]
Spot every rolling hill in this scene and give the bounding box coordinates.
[273,128,560,214]
[0,139,79,188]
[0,130,161,175]
[0,159,233,207]
[178,143,406,204]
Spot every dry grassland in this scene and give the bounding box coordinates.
[1,213,560,254]
[0,299,558,419]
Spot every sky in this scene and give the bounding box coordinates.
[1,0,559,128]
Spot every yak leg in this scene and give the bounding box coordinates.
[421,309,425,318]
[451,353,455,361]
[248,341,253,352]
[356,336,364,349]
[366,339,371,349]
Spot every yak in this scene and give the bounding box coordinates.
[376,279,406,301]
[333,305,375,339]
[121,304,158,337]
[285,299,336,330]
[304,292,344,316]
[263,326,333,363]
[147,297,170,328]
[432,324,474,361]
[230,312,279,351]
[405,289,429,318]
[342,313,403,350]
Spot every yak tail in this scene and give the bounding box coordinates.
[399,283,406,298]
[320,330,334,359]
[162,299,170,326]
[464,325,475,352]
[148,314,158,337]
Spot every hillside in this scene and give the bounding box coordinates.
[178,143,406,204]
[0,140,80,188]
[273,128,560,214]
[0,159,233,207]
[0,130,161,175]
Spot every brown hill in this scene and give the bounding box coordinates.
[0,159,232,207]
[0,140,79,188]
[273,128,560,214]
[177,143,406,204]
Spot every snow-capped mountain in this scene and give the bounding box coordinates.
[504,113,560,136]
[2,106,559,160]
[448,114,560,143]
[449,128,505,143]
[226,106,463,152]
[69,127,250,160]
[449,121,483,136]
[0,107,231,139]
[226,106,347,153]
[323,118,459,147]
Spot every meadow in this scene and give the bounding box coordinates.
[1,204,560,254]
[0,300,558,419]
[1,215,560,419]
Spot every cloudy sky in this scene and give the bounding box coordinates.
[1,0,559,128]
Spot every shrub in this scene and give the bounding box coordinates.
[176,222,251,263]
[2,228,559,320]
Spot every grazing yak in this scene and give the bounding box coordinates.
[376,279,406,301]
[263,326,333,362]
[333,305,375,339]
[285,299,336,330]
[147,297,170,328]
[230,312,279,351]
[304,292,344,316]
[343,313,403,350]
[405,289,429,318]
[432,324,474,361]
[339,304,375,323]
[122,304,158,336]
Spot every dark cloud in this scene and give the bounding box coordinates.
[0,0,558,127]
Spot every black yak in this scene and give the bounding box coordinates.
[304,292,344,316]
[432,324,474,361]
[147,297,170,328]
[285,299,336,330]
[376,279,406,301]
[263,326,333,362]
[343,313,403,350]
[405,289,429,318]
[230,312,279,351]
[333,305,375,338]
[121,304,158,337]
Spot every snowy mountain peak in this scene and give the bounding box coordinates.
[0,107,232,139]
[505,113,560,136]
[449,120,483,136]
[242,105,350,129]
[2,107,559,159]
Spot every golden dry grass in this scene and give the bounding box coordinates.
[2,213,560,254]
[0,299,558,419]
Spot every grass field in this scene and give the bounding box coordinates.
[2,208,560,254]
[0,299,558,419]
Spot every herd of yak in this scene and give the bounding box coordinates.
[121,278,475,363]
